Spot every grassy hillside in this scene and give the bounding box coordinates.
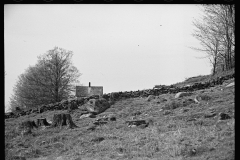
[5,74,234,160]
[173,69,235,88]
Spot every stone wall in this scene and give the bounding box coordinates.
[5,73,234,119]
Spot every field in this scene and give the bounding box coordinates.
[5,77,235,160]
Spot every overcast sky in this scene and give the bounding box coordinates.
[4,4,211,112]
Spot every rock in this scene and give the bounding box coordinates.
[157,97,168,102]
[87,124,97,131]
[226,82,234,88]
[85,98,110,115]
[125,120,148,128]
[182,108,190,113]
[204,112,217,118]
[194,96,200,104]
[80,113,94,119]
[175,92,192,98]
[89,95,100,99]
[93,121,108,125]
[77,97,85,106]
[94,114,116,123]
[163,110,171,115]
[219,112,231,120]
[189,148,197,156]
[146,95,155,101]
[91,137,104,143]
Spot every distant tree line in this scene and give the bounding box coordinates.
[192,4,235,75]
[9,47,81,111]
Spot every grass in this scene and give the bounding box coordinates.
[173,69,235,87]
[5,77,234,160]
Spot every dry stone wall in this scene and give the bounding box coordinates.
[5,73,234,119]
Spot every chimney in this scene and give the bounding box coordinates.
[89,82,91,87]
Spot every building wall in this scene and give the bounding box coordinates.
[76,86,103,97]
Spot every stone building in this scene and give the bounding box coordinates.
[76,82,103,97]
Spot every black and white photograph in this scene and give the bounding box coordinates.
[5,4,235,160]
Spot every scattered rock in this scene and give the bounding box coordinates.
[116,147,126,156]
[163,110,171,115]
[219,112,231,120]
[85,98,110,115]
[226,82,234,88]
[80,113,94,119]
[194,96,200,104]
[89,95,100,99]
[96,114,117,122]
[93,121,108,125]
[182,108,190,113]
[204,112,217,118]
[91,137,105,143]
[125,120,149,128]
[175,92,192,98]
[87,124,97,131]
[147,95,155,101]
[189,148,197,156]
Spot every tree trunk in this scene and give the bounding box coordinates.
[50,113,78,129]
[18,120,38,136]
[37,118,50,127]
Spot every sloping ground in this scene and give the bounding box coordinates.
[5,70,235,120]
[5,79,234,160]
[173,69,235,88]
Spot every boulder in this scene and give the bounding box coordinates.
[95,114,117,122]
[80,113,94,119]
[219,112,231,120]
[226,82,234,88]
[76,97,85,106]
[175,92,192,98]
[89,95,100,99]
[125,120,148,127]
[146,95,155,101]
[85,98,110,115]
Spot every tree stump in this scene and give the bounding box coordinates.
[51,113,78,129]
[17,120,38,136]
[37,118,50,127]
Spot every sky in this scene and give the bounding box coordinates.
[4,4,211,112]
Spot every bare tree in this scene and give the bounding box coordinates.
[9,47,81,110]
[192,4,235,74]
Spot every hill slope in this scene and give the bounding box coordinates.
[5,76,234,160]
